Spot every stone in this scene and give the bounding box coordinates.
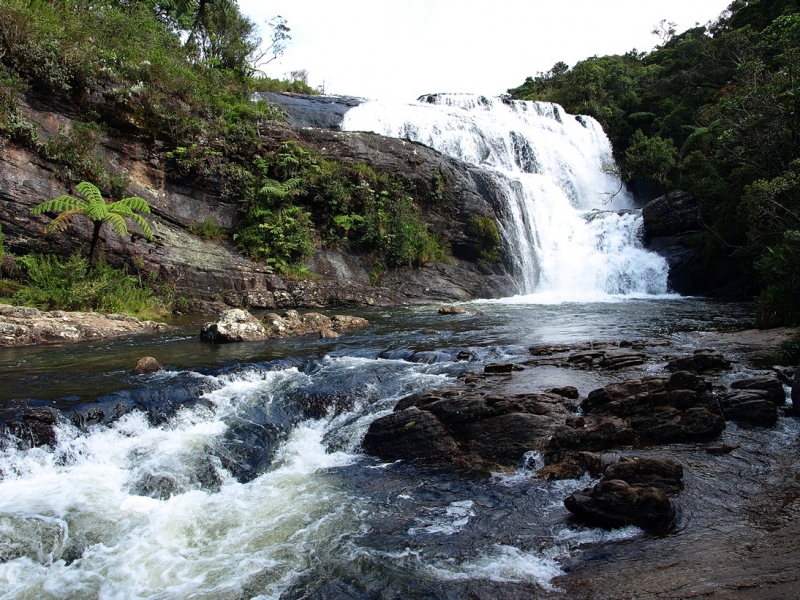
[200,309,267,343]
[599,349,647,369]
[132,357,162,374]
[666,349,731,374]
[0,405,59,447]
[548,386,580,399]
[319,328,340,339]
[546,417,636,461]
[794,367,799,407]
[730,374,786,405]
[262,311,369,339]
[456,350,476,361]
[603,456,684,494]
[564,478,676,533]
[330,314,369,330]
[0,304,168,347]
[484,362,516,375]
[719,391,778,428]
[439,305,467,315]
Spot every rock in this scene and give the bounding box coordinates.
[642,191,752,298]
[546,417,636,462]
[630,406,726,443]
[666,349,731,374]
[537,452,604,481]
[0,304,169,347]
[484,362,516,375]
[794,367,799,406]
[706,443,739,455]
[548,386,580,400]
[530,344,571,356]
[263,310,369,339]
[439,306,467,315]
[603,456,684,494]
[719,391,778,428]
[252,92,363,129]
[0,404,60,447]
[730,374,786,405]
[599,349,647,369]
[132,357,162,374]
[564,479,676,533]
[200,309,267,343]
[456,350,475,362]
[362,387,573,472]
[319,328,340,339]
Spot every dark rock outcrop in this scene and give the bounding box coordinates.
[730,374,786,405]
[563,455,683,533]
[251,92,363,130]
[719,391,778,427]
[362,387,574,473]
[564,478,676,533]
[665,349,731,374]
[641,191,751,297]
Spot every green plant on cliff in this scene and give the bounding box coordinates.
[31,181,153,275]
[11,253,168,320]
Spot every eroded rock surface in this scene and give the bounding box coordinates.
[0,304,168,347]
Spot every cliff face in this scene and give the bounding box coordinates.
[0,95,518,308]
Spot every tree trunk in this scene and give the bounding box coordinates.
[86,221,102,276]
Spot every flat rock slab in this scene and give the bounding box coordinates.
[0,304,168,347]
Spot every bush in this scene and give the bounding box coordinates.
[189,217,227,241]
[780,330,800,365]
[12,253,169,320]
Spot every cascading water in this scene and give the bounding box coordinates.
[341,93,670,300]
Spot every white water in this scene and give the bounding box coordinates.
[342,93,670,300]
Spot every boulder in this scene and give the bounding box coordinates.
[200,309,267,343]
[484,362,517,375]
[564,478,675,533]
[666,349,731,374]
[0,405,59,448]
[263,310,369,339]
[362,387,572,472]
[718,391,778,428]
[132,356,162,374]
[603,456,683,494]
[548,386,580,400]
[730,374,786,405]
[439,306,467,315]
[546,417,636,462]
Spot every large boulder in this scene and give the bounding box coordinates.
[718,391,778,428]
[564,478,676,533]
[362,387,573,473]
[262,310,369,338]
[563,455,683,533]
[666,349,731,374]
[200,309,267,343]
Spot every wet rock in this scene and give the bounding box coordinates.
[200,309,267,343]
[484,362,516,375]
[730,374,786,406]
[705,443,739,455]
[719,391,778,428]
[456,350,476,362]
[0,405,59,447]
[529,344,571,356]
[666,349,731,374]
[603,456,684,494]
[548,386,579,399]
[438,305,467,315]
[262,310,369,339]
[0,304,168,347]
[564,478,676,533]
[537,451,604,481]
[599,349,647,369]
[318,328,340,339]
[794,367,799,406]
[579,372,724,444]
[132,356,162,374]
[0,515,69,563]
[546,417,636,461]
[363,387,572,472]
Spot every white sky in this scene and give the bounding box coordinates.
[238,0,731,101]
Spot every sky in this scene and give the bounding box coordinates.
[238,0,732,101]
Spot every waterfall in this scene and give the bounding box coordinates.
[341,93,670,301]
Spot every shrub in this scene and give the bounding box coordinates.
[12,253,169,320]
[189,218,227,241]
[780,330,800,365]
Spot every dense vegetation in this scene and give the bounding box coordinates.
[0,0,452,315]
[509,0,800,326]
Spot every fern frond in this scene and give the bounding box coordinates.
[112,196,151,214]
[84,201,109,223]
[75,181,105,205]
[104,213,129,238]
[31,195,87,215]
[45,209,83,232]
[128,213,153,240]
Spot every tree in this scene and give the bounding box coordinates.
[31,181,153,274]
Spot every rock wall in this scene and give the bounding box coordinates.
[0,96,518,308]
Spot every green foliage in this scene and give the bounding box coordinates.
[621,130,677,188]
[236,141,450,273]
[11,253,168,320]
[467,214,502,267]
[779,329,800,365]
[0,224,4,260]
[188,217,227,241]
